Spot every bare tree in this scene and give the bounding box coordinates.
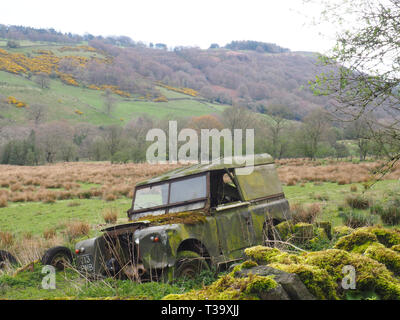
[102,125,123,162]
[221,105,255,131]
[299,109,331,160]
[103,89,116,115]
[28,104,47,125]
[34,73,50,89]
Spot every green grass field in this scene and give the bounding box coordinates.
[0,69,229,126]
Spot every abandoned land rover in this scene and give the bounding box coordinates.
[72,153,291,281]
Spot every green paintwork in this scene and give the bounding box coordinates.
[235,163,283,200]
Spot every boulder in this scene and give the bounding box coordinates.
[236,265,316,300]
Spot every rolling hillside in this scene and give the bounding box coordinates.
[0,40,230,126]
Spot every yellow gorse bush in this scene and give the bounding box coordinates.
[7,96,27,108]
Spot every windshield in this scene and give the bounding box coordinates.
[132,174,207,216]
[133,183,169,210]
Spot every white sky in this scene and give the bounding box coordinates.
[0,0,338,53]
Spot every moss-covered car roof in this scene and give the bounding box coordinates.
[137,153,274,186]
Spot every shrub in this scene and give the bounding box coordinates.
[378,200,400,226]
[345,195,370,209]
[339,210,377,228]
[102,208,118,224]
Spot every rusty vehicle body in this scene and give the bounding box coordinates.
[74,154,291,281]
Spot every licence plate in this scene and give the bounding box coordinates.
[77,254,94,272]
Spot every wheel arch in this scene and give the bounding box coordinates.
[176,238,211,260]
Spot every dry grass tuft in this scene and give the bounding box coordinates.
[102,208,119,224]
[350,185,358,192]
[0,231,14,247]
[0,195,8,207]
[43,228,56,240]
[291,202,322,224]
[65,221,90,240]
[103,193,117,202]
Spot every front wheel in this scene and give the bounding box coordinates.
[42,246,73,271]
[175,250,209,279]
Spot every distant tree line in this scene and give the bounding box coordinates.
[224,40,290,53]
[0,106,394,166]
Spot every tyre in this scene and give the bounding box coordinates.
[0,250,18,269]
[41,246,73,271]
[175,250,209,279]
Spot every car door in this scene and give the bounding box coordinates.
[213,201,255,259]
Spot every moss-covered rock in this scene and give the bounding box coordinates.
[333,225,354,238]
[310,227,329,242]
[231,260,258,275]
[391,244,400,253]
[268,262,338,300]
[359,227,400,247]
[334,230,378,253]
[293,223,314,242]
[275,221,294,241]
[244,246,304,265]
[364,243,400,276]
[304,249,400,300]
[162,273,278,300]
[315,221,332,239]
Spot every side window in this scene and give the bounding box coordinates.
[211,171,241,207]
[170,175,207,203]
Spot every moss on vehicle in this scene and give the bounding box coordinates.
[137,210,209,226]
